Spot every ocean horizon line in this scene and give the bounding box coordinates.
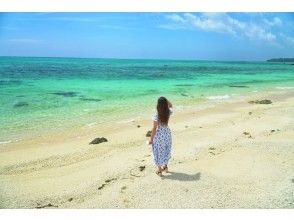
[0,55,268,63]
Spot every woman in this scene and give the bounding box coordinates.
[149,97,173,177]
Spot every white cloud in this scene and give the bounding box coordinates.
[183,13,236,34]
[245,24,276,42]
[162,13,278,43]
[165,14,186,23]
[263,17,282,26]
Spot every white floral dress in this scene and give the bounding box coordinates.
[151,108,173,166]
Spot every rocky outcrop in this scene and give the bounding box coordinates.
[248,99,272,104]
[146,130,152,137]
[89,137,108,145]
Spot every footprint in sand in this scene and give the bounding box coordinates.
[98,178,118,190]
[120,186,127,193]
[243,131,253,138]
[119,186,132,208]
[139,166,145,171]
[105,178,117,183]
[123,199,131,208]
[269,129,280,135]
[209,147,216,155]
[35,203,58,209]
[98,184,106,190]
[130,166,146,177]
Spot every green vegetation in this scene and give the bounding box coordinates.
[267,58,294,62]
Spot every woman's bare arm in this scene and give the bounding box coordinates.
[149,120,158,144]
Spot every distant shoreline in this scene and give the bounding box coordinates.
[266,58,294,64]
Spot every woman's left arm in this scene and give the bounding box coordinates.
[149,121,158,145]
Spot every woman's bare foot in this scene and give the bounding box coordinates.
[162,165,168,173]
[156,170,163,177]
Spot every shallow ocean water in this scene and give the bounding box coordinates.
[1,57,293,142]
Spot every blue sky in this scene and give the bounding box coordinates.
[0,13,293,61]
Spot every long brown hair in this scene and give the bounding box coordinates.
[157,97,170,125]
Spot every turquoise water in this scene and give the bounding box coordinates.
[1,57,294,142]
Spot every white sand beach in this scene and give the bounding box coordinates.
[0,89,293,208]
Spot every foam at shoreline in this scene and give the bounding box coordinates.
[276,86,294,90]
[207,95,231,100]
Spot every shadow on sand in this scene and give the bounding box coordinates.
[162,171,201,182]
